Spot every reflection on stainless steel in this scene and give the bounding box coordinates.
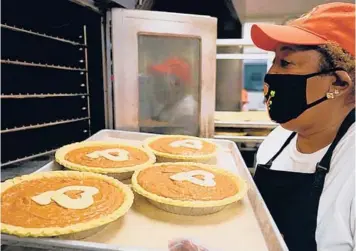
[1,59,86,72]
[1,93,88,99]
[1,117,90,134]
[1,23,86,46]
[138,35,200,136]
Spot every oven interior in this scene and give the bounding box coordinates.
[1,0,106,177]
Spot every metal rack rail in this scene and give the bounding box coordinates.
[1,149,58,167]
[1,117,90,134]
[83,25,92,135]
[1,59,86,72]
[1,23,86,47]
[1,93,88,99]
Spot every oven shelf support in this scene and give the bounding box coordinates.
[1,59,87,72]
[1,93,88,99]
[1,23,86,47]
[1,117,90,134]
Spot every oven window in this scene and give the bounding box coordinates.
[137,35,201,136]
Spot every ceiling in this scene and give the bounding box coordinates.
[234,0,354,22]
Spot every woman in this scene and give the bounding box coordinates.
[170,2,355,251]
[140,57,199,136]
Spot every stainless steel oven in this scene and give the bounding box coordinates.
[1,0,218,178]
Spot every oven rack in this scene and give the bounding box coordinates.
[1,23,86,47]
[2,23,91,167]
[1,59,87,72]
[1,117,90,134]
[1,148,58,167]
[1,93,88,99]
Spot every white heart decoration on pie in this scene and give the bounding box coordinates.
[31,186,99,210]
[170,170,216,187]
[31,190,56,205]
[86,148,130,161]
[169,139,203,150]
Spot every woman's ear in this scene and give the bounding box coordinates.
[332,70,352,93]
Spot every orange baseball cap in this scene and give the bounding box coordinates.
[148,57,191,84]
[251,2,355,57]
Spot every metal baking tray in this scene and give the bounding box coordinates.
[1,130,288,251]
[214,111,278,129]
[214,135,265,143]
[215,120,277,129]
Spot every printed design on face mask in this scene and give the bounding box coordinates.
[264,84,275,110]
[266,91,276,110]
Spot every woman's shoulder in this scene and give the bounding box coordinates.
[331,122,355,166]
[334,122,355,151]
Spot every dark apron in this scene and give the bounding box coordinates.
[254,108,355,251]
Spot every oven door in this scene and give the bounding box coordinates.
[110,9,217,137]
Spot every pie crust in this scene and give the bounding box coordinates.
[131,162,247,216]
[143,135,218,163]
[55,141,156,180]
[1,171,134,238]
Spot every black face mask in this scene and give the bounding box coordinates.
[263,68,344,124]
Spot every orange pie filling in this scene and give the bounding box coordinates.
[1,177,124,228]
[137,165,238,201]
[64,146,150,168]
[148,137,216,156]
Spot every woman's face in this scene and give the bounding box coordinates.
[151,73,185,105]
[267,44,337,132]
